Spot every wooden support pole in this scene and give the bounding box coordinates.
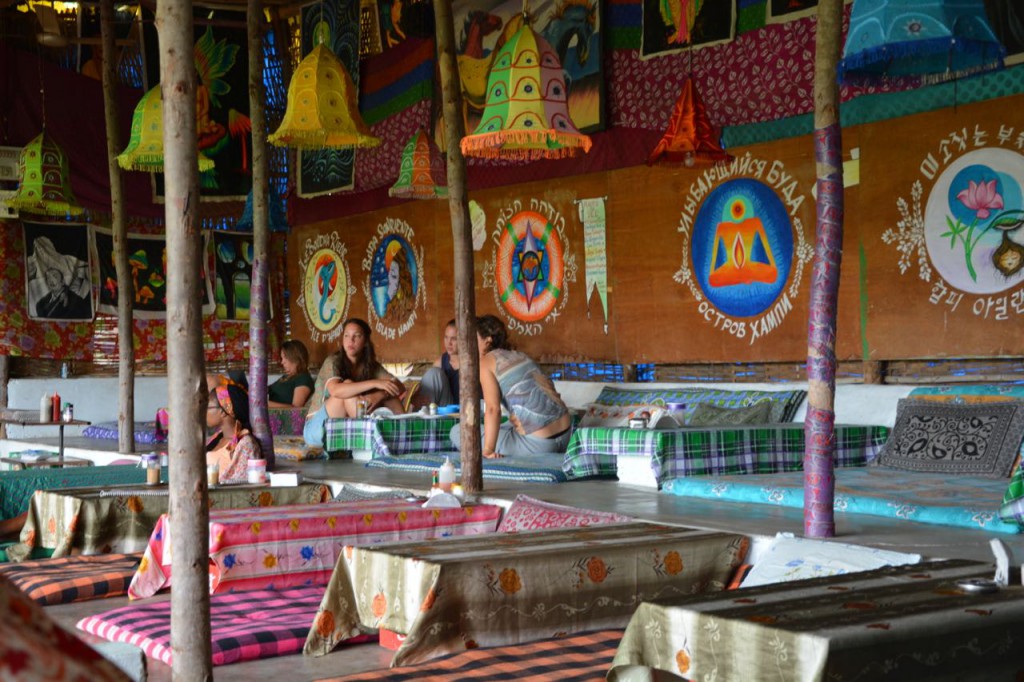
[803,0,845,539]
[157,0,213,676]
[99,0,135,455]
[432,0,482,493]
[863,359,885,385]
[247,0,274,469]
[0,354,8,439]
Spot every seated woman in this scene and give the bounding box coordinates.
[450,314,571,458]
[416,318,460,407]
[303,318,405,448]
[268,340,315,408]
[206,381,262,484]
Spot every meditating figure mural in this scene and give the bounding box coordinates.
[451,314,571,458]
[268,339,315,408]
[303,318,406,448]
[206,381,262,485]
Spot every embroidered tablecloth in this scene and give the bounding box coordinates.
[1,465,153,521]
[324,416,458,458]
[128,499,502,598]
[608,559,1024,682]
[7,482,331,562]
[563,424,890,484]
[303,522,749,666]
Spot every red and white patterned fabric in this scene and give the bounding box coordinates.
[497,494,632,533]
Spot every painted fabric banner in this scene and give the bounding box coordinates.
[23,222,94,322]
[145,11,252,201]
[579,197,609,332]
[297,0,360,198]
[641,0,734,59]
[987,0,1024,65]
[93,227,214,320]
[211,230,263,321]
[451,0,606,133]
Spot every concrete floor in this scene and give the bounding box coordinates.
[43,456,1022,681]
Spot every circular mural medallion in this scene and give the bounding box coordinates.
[302,247,349,335]
[923,148,1024,294]
[691,178,793,318]
[369,234,419,328]
[495,210,565,323]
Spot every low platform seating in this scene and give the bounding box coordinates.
[365,453,569,483]
[0,553,141,605]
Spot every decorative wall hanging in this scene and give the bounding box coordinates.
[24,221,93,321]
[212,230,259,320]
[236,186,289,232]
[296,231,355,344]
[577,196,609,333]
[389,129,448,199]
[8,132,85,217]
[838,0,1006,85]
[451,0,605,134]
[461,21,592,160]
[641,0,734,59]
[362,218,426,339]
[93,227,215,319]
[647,79,732,167]
[117,86,216,173]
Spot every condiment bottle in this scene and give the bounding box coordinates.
[39,393,50,422]
[438,457,456,493]
[51,392,61,422]
[430,470,439,495]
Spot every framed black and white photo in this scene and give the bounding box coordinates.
[23,221,94,322]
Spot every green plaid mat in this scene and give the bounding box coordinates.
[563,424,890,486]
[324,416,459,458]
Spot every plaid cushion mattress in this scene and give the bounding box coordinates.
[78,586,375,666]
[0,553,141,605]
[365,453,568,483]
[563,424,890,485]
[325,417,458,458]
[81,422,165,444]
[318,628,622,682]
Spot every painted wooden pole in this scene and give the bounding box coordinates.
[99,0,135,455]
[247,0,274,469]
[0,354,8,439]
[157,0,213,676]
[432,0,482,493]
[804,0,845,539]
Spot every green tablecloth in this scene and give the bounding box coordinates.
[304,522,748,666]
[7,482,331,561]
[608,559,1024,682]
[1,465,151,521]
[324,416,459,458]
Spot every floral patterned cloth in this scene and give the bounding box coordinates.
[7,483,331,561]
[206,432,261,485]
[303,522,748,666]
[128,499,502,599]
[608,559,1024,682]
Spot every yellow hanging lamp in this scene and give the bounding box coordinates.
[389,129,448,199]
[461,19,591,161]
[7,131,84,217]
[268,43,380,150]
[116,86,215,172]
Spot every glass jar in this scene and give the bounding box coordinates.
[141,453,160,485]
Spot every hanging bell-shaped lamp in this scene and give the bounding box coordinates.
[461,20,591,160]
[648,79,732,167]
[236,185,289,232]
[838,0,1006,86]
[117,86,216,172]
[389,129,448,199]
[7,132,84,217]
[268,44,380,150]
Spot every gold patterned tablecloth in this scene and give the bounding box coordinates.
[608,559,1024,682]
[7,482,330,561]
[304,521,748,666]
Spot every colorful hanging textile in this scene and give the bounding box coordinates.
[268,45,381,150]
[647,79,731,166]
[839,0,1006,85]
[236,186,289,232]
[8,132,84,217]
[461,22,592,160]
[389,129,447,199]
[578,197,609,333]
[116,86,216,173]
[23,221,93,321]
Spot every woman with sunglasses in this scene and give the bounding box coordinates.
[206,381,262,484]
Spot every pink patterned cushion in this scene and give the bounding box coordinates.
[497,495,632,533]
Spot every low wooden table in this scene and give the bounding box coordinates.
[0,411,92,467]
[608,559,1024,682]
[303,522,749,666]
[1,455,91,470]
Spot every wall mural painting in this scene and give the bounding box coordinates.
[361,218,426,339]
[451,0,605,134]
[884,126,1024,322]
[641,0,734,59]
[211,231,258,321]
[482,199,578,337]
[297,232,355,344]
[24,222,93,322]
[675,153,813,345]
[93,227,214,320]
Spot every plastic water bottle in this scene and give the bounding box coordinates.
[438,457,456,493]
[39,393,50,422]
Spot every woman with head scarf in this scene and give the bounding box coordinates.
[206,380,262,484]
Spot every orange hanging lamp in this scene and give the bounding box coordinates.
[647,79,731,167]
